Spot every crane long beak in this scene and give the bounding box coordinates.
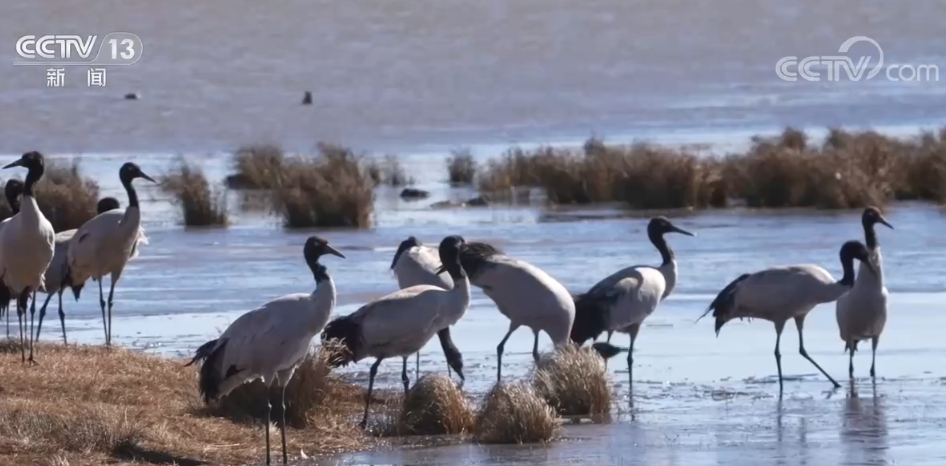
[878,217,894,230]
[2,159,23,169]
[325,244,346,259]
[671,225,696,237]
[140,172,157,183]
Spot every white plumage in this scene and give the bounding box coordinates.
[571,216,694,387]
[33,197,123,345]
[702,240,875,393]
[0,179,24,338]
[67,162,153,346]
[187,236,345,466]
[836,207,893,379]
[0,152,56,363]
[323,235,471,428]
[389,236,464,382]
[456,240,576,383]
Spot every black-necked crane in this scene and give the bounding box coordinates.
[570,217,694,389]
[322,235,471,428]
[67,162,153,346]
[456,240,591,383]
[186,236,345,466]
[836,207,893,379]
[390,236,464,382]
[0,179,25,338]
[0,151,56,363]
[33,197,124,347]
[701,240,875,394]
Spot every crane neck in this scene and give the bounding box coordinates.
[838,256,856,287]
[862,220,878,250]
[649,230,674,266]
[121,174,139,209]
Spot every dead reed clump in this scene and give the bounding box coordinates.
[160,157,229,227]
[532,344,611,418]
[474,382,559,444]
[446,149,477,185]
[396,374,475,436]
[0,340,367,465]
[230,143,286,190]
[366,154,413,187]
[33,160,101,232]
[271,143,375,228]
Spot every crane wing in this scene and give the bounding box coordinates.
[355,285,444,352]
[217,293,315,374]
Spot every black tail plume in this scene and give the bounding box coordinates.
[591,342,627,360]
[321,315,362,367]
[458,241,503,279]
[570,292,611,346]
[436,326,464,381]
[0,277,10,317]
[185,338,227,404]
[698,273,750,336]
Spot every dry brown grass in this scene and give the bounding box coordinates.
[160,158,229,227]
[365,154,413,187]
[478,128,946,209]
[446,149,477,185]
[395,374,474,436]
[271,143,376,228]
[33,161,101,232]
[230,143,285,190]
[478,141,725,209]
[0,340,368,465]
[532,344,611,418]
[473,382,559,444]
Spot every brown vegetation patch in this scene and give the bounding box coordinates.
[446,149,477,185]
[395,374,474,436]
[473,382,559,444]
[532,344,611,417]
[0,341,368,465]
[160,158,229,227]
[366,154,413,187]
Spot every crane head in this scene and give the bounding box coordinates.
[3,151,44,171]
[648,216,695,238]
[119,162,156,184]
[840,240,876,277]
[304,236,345,263]
[4,179,24,208]
[434,235,465,275]
[862,206,893,230]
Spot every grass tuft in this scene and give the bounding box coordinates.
[271,143,375,228]
[366,154,413,187]
[160,157,229,227]
[396,374,474,436]
[446,149,477,185]
[532,344,610,417]
[474,382,559,444]
[231,144,286,190]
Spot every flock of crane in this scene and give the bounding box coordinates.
[0,150,893,466]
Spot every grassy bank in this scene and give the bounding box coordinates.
[0,341,368,465]
[478,128,946,209]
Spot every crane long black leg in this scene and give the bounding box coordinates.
[794,316,840,389]
[401,356,410,396]
[496,325,518,384]
[415,352,420,383]
[265,393,272,466]
[28,289,37,362]
[626,323,640,407]
[870,336,879,378]
[98,279,107,345]
[17,290,27,363]
[361,358,383,429]
[280,382,288,465]
[36,292,54,348]
[532,331,540,364]
[848,344,855,379]
[57,290,67,344]
[107,280,117,347]
[774,320,785,396]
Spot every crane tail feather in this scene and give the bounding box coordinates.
[0,278,10,316]
[705,273,751,335]
[321,316,362,367]
[570,292,610,346]
[186,338,230,404]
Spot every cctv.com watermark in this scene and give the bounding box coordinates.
[776,36,939,83]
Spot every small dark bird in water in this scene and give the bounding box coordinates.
[124,93,139,100]
[302,91,312,105]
